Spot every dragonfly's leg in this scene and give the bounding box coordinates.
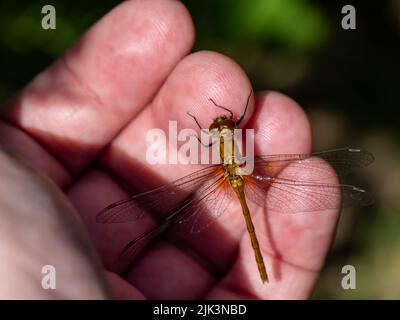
[186,112,204,130]
[189,134,215,148]
[236,89,253,126]
[209,98,234,119]
[187,112,213,147]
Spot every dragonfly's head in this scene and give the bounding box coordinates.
[209,115,236,138]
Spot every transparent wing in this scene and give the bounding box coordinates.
[245,176,373,213]
[119,227,162,262]
[243,148,374,213]
[250,148,374,182]
[177,177,232,234]
[96,165,221,223]
[99,147,374,261]
[118,173,231,262]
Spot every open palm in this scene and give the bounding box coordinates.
[0,0,339,299]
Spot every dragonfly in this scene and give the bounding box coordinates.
[96,91,374,283]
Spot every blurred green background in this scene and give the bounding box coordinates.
[0,0,399,298]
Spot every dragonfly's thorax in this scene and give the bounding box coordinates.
[209,115,238,166]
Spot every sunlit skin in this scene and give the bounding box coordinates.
[96,95,372,286]
[0,0,373,299]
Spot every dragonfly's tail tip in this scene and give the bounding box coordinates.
[261,275,269,284]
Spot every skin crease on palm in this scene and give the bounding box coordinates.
[0,0,340,299]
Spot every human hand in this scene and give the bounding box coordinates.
[0,0,339,299]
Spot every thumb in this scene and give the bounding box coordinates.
[0,147,109,299]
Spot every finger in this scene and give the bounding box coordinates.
[68,171,216,299]
[0,148,109,299]
[105,271,146,300]
[106,49,254,272]
[208,91,340,299]
[251,91,312,155]
[126,243,215,299]
[68,51,254,298]
[67,170,157,273]
[103,50,254,190]
[0,122,71,187]
[104,51,253,268]
[102,50,254,256]
[3,0,194,173]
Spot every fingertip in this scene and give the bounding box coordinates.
[5,0,196,173]
[66,0,196,110]
[151,50,254,130]
[249,91,312,155]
